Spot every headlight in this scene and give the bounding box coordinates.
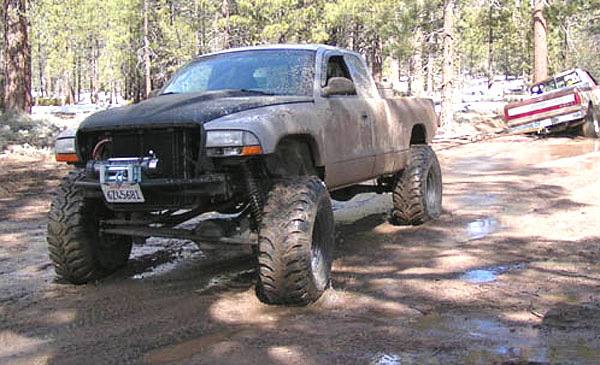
[205,130,262,157]
[55,137,76,154]
[55,128,78,163]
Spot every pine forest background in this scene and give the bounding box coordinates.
[1,0,600,108]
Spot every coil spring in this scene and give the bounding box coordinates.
[242,164,263,227]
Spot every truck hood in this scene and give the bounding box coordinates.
[78,91,313,131]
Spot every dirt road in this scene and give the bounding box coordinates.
[1,135,599,364]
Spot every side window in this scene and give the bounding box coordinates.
[344,54,377,98]
[326,55,352,86]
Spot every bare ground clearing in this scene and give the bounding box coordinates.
[1,135,599,364]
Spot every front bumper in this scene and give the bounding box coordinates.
[76,173,233,211]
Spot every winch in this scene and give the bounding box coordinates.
[86,153,160,184]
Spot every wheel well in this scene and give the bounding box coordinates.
[264,135,324,179]
[410,124,427,145]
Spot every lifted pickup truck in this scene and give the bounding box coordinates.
[504,68,600,137]
[49,44,441,305]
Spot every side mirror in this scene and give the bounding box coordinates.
[322,77,356,97]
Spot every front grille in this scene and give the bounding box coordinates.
[80,127,202,179]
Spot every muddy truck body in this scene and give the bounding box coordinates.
[504,68,600,138]
[49,44,442,305]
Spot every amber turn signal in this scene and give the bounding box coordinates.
[241,146,262,155]
[55,153,78,163]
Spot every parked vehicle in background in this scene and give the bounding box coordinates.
[504,68,600,137]
[48,44,441,306]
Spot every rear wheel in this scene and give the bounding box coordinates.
[257,177,334,305]
[47,170,132,284]
[392,145,442,225]
[581,105,600,138]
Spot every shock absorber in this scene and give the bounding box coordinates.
[242,163,263,229]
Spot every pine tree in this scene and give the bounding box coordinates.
[533,0,548,82]
[3,0,31,112]
[440,0,454,129]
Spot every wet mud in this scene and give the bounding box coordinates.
[1,135,600,364]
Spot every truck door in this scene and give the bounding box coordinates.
[319,53,375,188]
[343,54,398,176]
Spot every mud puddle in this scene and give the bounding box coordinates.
[459,262,527,284]
[125,236,253,283]
[462,217,500,241]
[449,138,600,174]
[525,138,600,165]
[409,312,598,364]
[333,193,391,224]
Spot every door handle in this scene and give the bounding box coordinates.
[360,113,369,124]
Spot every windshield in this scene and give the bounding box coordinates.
[162,50,316,96]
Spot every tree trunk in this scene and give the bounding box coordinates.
[370,35,383,83]
[411,2,425,96]
[76,58,81,102]
[351,23,360,52]
[389,53,400,92]
[91,38,98,103]
[3,0,31,113]
[427,50,434,94]
[533,0,548,83]
[407,57,412,96]
[562,21,570,67]
[487,5,494,89]
[0,3,4,109]
[222,0,230,49]
[37,30,44,98]
[63,71,74,105]
[411,26,425,96]
[143,0,152,98]
[440,0,454,130]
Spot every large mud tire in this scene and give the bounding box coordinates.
[392,145,442,225]
[47,170,132,284]
[581,105,600,138]
[257,177,334,305]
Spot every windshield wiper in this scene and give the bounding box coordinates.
[159,91,179,96]
[233,89,276,96]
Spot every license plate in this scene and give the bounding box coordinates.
[101,183,145,203]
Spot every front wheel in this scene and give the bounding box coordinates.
[392,145,443,225]
[581,105,600,138]
[256,177,334,305]
[47,170,132,284]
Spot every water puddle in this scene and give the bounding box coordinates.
[459,262,527,284]
[456,194,500,211]
[369,352,401,365]
[529,139,600,165]
[130,238,204,280]
[333,193,391,224]
[467,217,498,239]
[459,217,499,242]
[332,194,379,212]
[408,313,599,364]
